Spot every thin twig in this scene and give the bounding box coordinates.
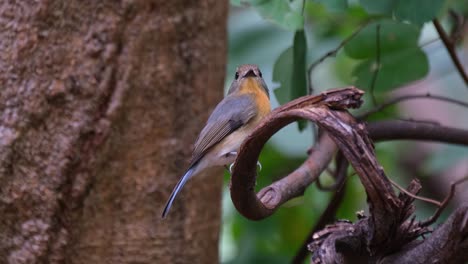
[307,22,370,94]
[369,24,381,106]
[388,178,441,207]
[421,175,468,227]
[316,153,348,191]
[359,93,468,119]
[432,19,468,86]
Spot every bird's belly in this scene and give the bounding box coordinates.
[217,130,249,161]
[206,127,252,167]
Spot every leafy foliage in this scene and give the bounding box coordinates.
[352,47,429,92]
[344,21,429,92]
[235,0,448,106]
[344,21,421,59]
[359,0,445,25]
[394,0,445,25]
[359,0,395,15]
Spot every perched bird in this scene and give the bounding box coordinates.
[162,64,271,218]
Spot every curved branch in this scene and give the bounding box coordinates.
[230,99,468,221]
[230,87,401,238]
[229,88,364,220]
[256,133,336,211]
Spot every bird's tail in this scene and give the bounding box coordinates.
[161,167,195,218]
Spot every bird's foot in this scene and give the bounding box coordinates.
[224,151,237,174]
[224,153,261,173]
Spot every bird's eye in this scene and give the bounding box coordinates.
[235,72,239,80]
[258,70,262,77]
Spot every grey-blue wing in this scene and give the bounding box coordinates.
[189,94,257,167]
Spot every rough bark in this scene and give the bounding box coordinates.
[0,1,227,263]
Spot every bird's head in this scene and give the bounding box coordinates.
[227,64,269,99]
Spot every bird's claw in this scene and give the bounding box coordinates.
[227,160,261,174]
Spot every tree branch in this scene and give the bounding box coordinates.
[308,180,426,262]
[256,133,336,211]
[433,19,468,86]
[367,120,468,146]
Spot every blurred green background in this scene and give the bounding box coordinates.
[220,1,468,263]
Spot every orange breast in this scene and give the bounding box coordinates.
[238,78,271,119]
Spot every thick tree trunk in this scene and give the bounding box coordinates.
[0,1,227,263]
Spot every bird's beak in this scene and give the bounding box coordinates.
[243,69,257,78]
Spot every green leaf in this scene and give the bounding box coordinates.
[394,0,445,25]
[358,0,445,25]
[359,0,395,14]
[352,47,429,92]
[273,47,293,105]
[292,30,308,131]
[273,30,308,102]
[272,31,307,131]
[344,20,421,59]
[292,30,307,101]
[253,0,304,31]
[314,0,348,12]
[272,31,308,131]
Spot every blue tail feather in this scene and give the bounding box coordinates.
[161,167,195,218]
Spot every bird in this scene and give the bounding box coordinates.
[161,64,271,218]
